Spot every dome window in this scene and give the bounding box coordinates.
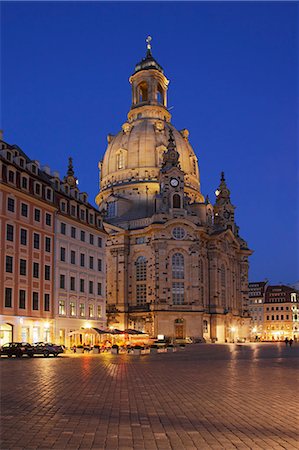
[137,82,148,103]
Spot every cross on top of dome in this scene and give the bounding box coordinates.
[134,35,164,74]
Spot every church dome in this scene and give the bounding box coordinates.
[96,38,204,218]
[100,120,201,195]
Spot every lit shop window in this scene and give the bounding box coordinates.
[59,300,66,315]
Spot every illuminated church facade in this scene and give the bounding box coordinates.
[96,39,252,342]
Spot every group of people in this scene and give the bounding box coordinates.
[285,337,294,347]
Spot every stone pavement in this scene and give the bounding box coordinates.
[0,343,298,450]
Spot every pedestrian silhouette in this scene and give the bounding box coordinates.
[285,337,289,346]
[289,338,293,347]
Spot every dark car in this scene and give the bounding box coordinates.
[0,342,34,358]
[33,342,64,357]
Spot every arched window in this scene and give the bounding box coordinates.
[138,82,148,102]
[220,264,226,307]
[173,194,181,209]
[221,265,226,287]
[172,253,185,305]
[116,152,124,170]
[203,320,208,333]
[192,159,197,175]
[136,256,147,305]
[136,256,147,281]
[157,84,164,104]
[172,253,184,279]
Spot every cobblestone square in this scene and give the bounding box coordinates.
[1,343,298,449]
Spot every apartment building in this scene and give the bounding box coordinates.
[0,139,55,344]
[248,281,267,338]
[0,137,107,347]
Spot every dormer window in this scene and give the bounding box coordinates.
[19,158,25,168]
[6,152,12,161]
[32,165,37,174]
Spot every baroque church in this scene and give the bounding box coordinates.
[96,39,252,343]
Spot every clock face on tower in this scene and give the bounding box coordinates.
[170,178,179,187]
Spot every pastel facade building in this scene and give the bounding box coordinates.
[248,281,267,338]
[95,40,252,343]
[0,139,107,346]
[0,140,55,344]
[54,159,106,347]
[263,285,299,341]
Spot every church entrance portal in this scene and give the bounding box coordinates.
[174,319,185,339]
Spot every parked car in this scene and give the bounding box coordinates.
[0,342,34,358]
[33,342,64,357]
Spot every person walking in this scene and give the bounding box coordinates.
[289,338,293,347]
[285,337,289,346]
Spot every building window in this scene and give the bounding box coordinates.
[33,262,39,278]
[203,320,208,333]
[80,253,85,267]
[172,227,186,240]
[89,281,94,294]
[45,213,51,226]
[286,315,289,320]
[98,237,102,248]
[59,300,66,315]
[70,277,75,291]
[281,315,284,320]
[60,247,66,262]
[34,208,41,222]
[19,290,26,309]
[79,303,85,317]
[97,305,102,318]
[45,265,51,281]
[80,209,85,221]
[20,259,27,276]
[116,152,124,170]
[5,287,12,307]
[107,201,116,218]
[44,293,50,311]
[20,229,27,245]
[267,315,269,320]
[71,227,76,238]
[89,214,94,225]
[70,302,76,316]
[71,251,76,265]
[6,224,14,241]
[32,292,39,310]
[60,274,65,289]
[46,188,52,201]
[8,170,15,183]
[61,223,66,235]
[172,253,184,279]
[80,279,85,293]
[7,197,15,212]
[220,264,226,307]
[71,205,76,216]
[22,177,28,189]
[89,304,94,318]
[89,256,94,269]
[35,183,41,195]
[60,201,66,212]
[97,259,102,271]
[172,282,185,305]
[6,256,13,273]
[89,234,94,245]
[136,284,147,305]
[172,194,181,209]
[45,237,51,252]
[81,230,85,242]
[136,237,145,244]
[33,233,40,249]
[21,203,28,217]
[97,282,102,295]
[136,256,147,281]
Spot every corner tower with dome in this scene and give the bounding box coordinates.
[96,38,252,342]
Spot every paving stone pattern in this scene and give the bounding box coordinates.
[1,343,298,450]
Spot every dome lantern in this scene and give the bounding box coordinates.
[129,36,169,118]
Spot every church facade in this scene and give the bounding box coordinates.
[96,40,252,343]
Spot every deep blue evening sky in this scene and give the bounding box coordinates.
[1,2,298,284]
